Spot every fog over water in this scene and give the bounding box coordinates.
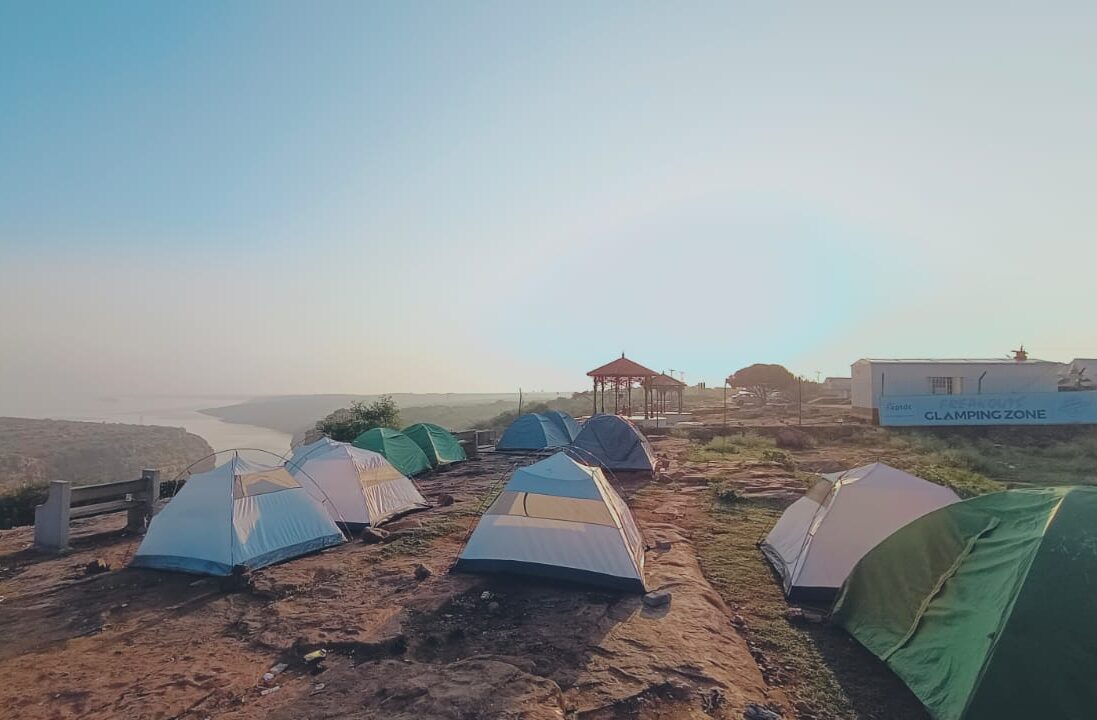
[0,393,292,456]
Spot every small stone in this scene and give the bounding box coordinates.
[731,614,746,626]
[259,685,281,697]
[361,528,390,544]
[413,564,432,581]
[784,607,805,623]
[744,703,782,720]
[310,683,326,695]
[480,591,493,601]
[435,493,455,507]
[642,590,671,608]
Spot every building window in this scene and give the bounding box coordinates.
[929,376,954,395]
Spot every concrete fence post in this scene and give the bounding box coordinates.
[33,480,72,552]
[128,469,161,532]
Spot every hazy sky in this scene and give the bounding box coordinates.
[1,2,1094,396]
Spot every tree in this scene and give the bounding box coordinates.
[727,364,799,405]
[316,395,401,442]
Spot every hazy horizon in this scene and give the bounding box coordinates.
[2,3,1094,396]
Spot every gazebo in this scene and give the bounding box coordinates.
[587,354,659,418]
[646,372,687,416]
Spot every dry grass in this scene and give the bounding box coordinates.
[696,497,928,720]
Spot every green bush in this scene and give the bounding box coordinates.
[0,484,49,529]
[317,395,401,442]
[761,448,796,471]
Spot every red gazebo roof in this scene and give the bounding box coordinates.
[587,355,659,378]
[648,372,686,388]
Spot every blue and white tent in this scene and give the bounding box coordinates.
[543,410,581,442]
[455,452,645,591]
[131,456,346,576]
[497,413,571,451]
[570,414,656,472]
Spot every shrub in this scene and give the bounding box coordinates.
[316,395,401,442]
[761,448,796,471]
[775,427,814,450]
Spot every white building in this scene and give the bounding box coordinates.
[821,376,852,400]
[852,358,1064,422]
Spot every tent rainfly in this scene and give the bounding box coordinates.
[287,438,428,527]
[352,427,433,477]
[833,486,1097,720]
[760,462,959,601]
[455,451,645,591]
[402,423,466,467]
[496,413,571,451]
[131,456,345,576]
[569,414,656,472]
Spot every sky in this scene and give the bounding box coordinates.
[1,1,1095,397]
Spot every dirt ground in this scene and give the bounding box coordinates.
[0,440,801,720]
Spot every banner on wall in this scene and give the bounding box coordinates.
[879,392,1097,426]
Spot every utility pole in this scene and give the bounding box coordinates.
[798,376,803,426]
[723,379,728,428]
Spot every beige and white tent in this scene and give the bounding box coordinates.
[287,438,428,528]
[760,462,959,602]
[455,451,645,591]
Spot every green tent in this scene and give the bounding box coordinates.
[833,486,1097,720]
[352,427,432,477]
[402,423,466,467]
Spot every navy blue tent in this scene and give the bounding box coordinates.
[543,410,581,442]
[570,414,656,472]
[497,413,570,451]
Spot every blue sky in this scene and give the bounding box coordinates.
[1,2,1094,395]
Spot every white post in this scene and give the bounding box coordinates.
[33,480,72,552]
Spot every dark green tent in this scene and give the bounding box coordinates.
[402,423,466,467]
[833,486,1097,720]
[352,427,432,477]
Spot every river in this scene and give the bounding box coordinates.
[0,393,292,456]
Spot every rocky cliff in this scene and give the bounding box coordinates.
[0,417,214,492]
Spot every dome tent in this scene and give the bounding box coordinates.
[131,456,345,576]
[543,410,581,442]
[455,452,645,591]
[833,486,1097,720]
[760,462,958,602]
[496,413,570,451]
[569,414,655,472]
[352,427,432,477]
[402,423,466,467]
[287,438,428,528]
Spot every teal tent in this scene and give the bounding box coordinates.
[833,486,1097,720]
[402,423,466,467]
[543,410,581,442]
[497,413,570,451]
[570,414,655,472]
[352,427,432,477]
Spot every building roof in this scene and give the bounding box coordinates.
[648,372,686,388]
[854,358,1060,365]
[587,355,659,378]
